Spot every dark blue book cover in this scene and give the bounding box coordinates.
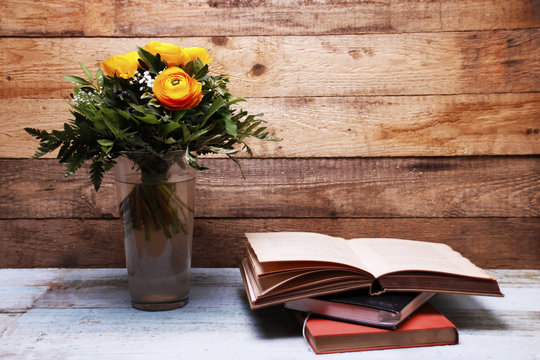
[319,290,421,313]
[284,290,435,329]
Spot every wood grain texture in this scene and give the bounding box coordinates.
[1,157,538,219]
[1,30,538,99]
[1,269,539,360]
[0,0,538,37]
[21,270,540,311]
[1,218,538,268]
[486,269,540,288]
[4,93,540,158]
[1,0,538,272]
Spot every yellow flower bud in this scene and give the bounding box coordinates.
[100,51,140,79]
[183,47,212,66]
[143,41,185,68]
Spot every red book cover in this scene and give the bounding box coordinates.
[301,304,458,354]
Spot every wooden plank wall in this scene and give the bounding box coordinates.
[0,0,538,268]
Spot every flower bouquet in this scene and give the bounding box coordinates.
[25,41,279,310]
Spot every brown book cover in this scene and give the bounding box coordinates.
[298,304,458,354]
[240,232,502,309]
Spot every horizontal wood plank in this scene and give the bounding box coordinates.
[2,268,537,309]
[1,31,538,99]
[0,268,70,287]
[1,269,539,359]
[1,269,539,360]
[486,269,540,288]
[0,0,537,37]
[0,218,538,268]
[4,93,540,158]
[3,269,535,307]
[431,288,540,313]
[1,157,538,219]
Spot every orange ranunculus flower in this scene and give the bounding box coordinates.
[100,51,140,79]
[183,47,212,65]
[143,41,185,67]
[153,67,202,110]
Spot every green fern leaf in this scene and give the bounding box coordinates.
[90,159,105,191]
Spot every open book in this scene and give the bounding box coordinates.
[240,232,502,309]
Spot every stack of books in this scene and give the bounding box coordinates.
[239,231,503,354]
[286,291,454,354]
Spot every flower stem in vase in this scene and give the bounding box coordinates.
[118,156,194,243]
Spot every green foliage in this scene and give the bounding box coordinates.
[25,48,280,191]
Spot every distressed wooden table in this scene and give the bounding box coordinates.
[1,268,539,359]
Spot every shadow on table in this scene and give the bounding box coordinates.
[431,294,508,330]
[237,290,510,338]
[237,288,300,339]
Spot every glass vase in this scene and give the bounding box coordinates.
[114,151,196,311]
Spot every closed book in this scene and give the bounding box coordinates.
[284,290,435,329]
[297,304,458,354]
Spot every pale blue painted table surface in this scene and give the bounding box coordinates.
[1,268,539,359]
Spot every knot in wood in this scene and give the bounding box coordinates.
[250,63,267,76]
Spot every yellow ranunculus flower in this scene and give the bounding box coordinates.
[100,51,140,79]
[143,41,185,67]
[153,67,202,111]
[183,47,212,66]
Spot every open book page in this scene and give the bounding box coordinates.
[244,253,363,295]
[240,259,372,308]
[246,232,364,270]
[247,245,355,276]
[346,238,494,279]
